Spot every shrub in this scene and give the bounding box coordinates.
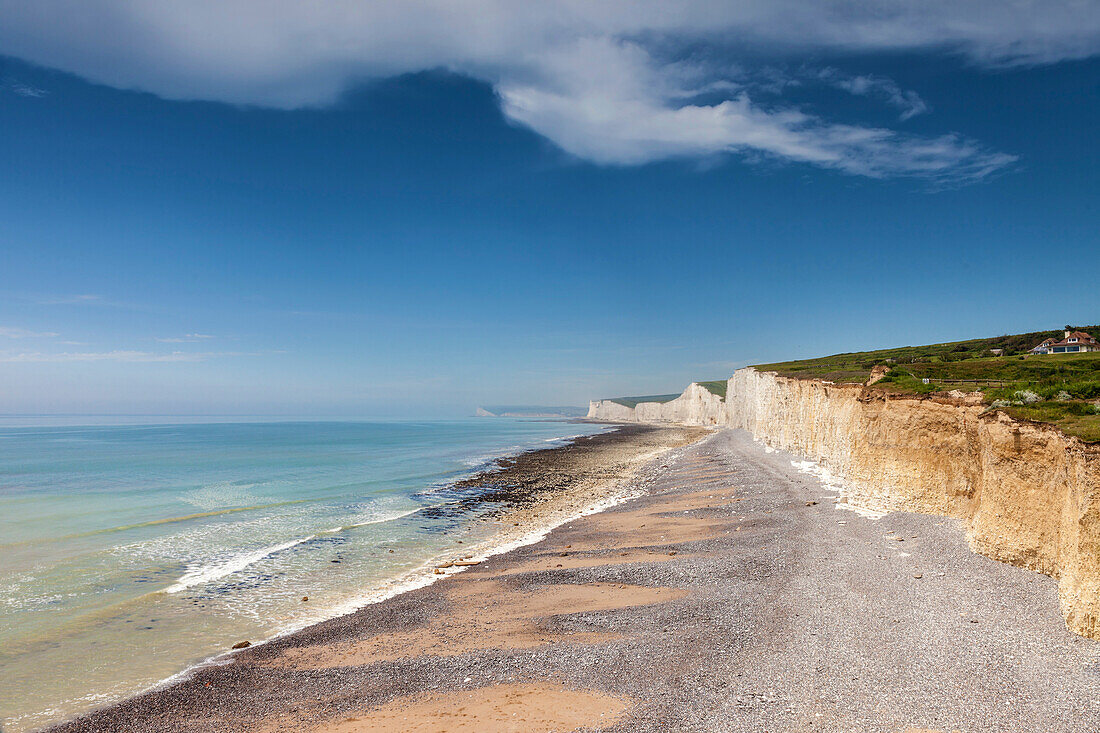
[878,367,910,383]
[1014,390,1041,404]
[1071,381,1100,399]
[1036,385,1063,400]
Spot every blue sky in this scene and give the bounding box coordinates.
[0,2,1098,417]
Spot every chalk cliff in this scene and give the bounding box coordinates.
[590,367,1100,639]
[588,382,724,426]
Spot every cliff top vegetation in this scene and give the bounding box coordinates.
[697,381,728,398]
[754,326,1100,441]
[609,394,681,408]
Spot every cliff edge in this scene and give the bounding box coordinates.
[587,382,724,426]
[590,367,1100,640]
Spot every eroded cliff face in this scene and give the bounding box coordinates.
[587,383,724,426]
[726,368,1100,640]
[590,367,1100,638]
[586,399,636,422]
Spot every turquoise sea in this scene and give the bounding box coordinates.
[0,418,607,731]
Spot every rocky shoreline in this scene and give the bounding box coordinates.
[50,427,1100,732]
[48,423,705,732]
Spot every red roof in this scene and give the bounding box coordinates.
[1050,331,1098,347]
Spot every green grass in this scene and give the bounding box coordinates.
[609,394,681,408]
[697,380,727,399]
[997,402,1100,441]
[754,326,1100,382]
[598,328,1100,441]
[875,353,1100,391]
[753,328,1100,442]
[871,370,939,395]
[607,381,727,407]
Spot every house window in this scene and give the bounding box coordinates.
[1069,338,1078,343]
[1069,346,1080,352]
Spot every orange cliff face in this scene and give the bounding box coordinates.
[591,367,1100,639]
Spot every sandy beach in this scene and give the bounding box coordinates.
[50,427,1100,732]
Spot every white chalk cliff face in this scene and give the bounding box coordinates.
[586,399,637,422]
[588,383,724,426]
[590,367,1100,640]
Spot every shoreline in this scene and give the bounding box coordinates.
[49,425,1100,732]
[45,423,706,732]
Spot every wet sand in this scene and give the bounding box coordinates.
[50,429,1100,732]
[307,683,629,732]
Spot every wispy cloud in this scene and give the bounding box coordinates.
[30,294,105,306]
[0,349,270,363]
[499,40,1015,182]
[155,333,216,343]
[0,326,59,339]
[2,1,1091,181]
[3,77,48,97]
[816,69,930,121]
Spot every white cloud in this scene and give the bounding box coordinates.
[817,69,930,121]
[0,1,1095,178]
[0,349,262,363]
[31,294,105,305]
[0,326,59,338]
[497,39,1014,179]
[0,350,206,363]
[155,333,216,343]
[3,79,48,97]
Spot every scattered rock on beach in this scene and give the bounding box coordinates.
[301,596,309,602]
[231,641,251,649]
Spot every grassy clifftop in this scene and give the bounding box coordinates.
[697,380,728,398]
[754,327,1100,441]
[752,327,1100,383]
[608,394,681,408]
[606,381,727,408]
[597,327,1100,440]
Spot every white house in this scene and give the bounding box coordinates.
[1034,330,1100,354]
